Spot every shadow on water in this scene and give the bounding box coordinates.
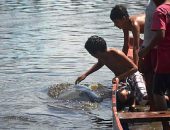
[4,82,113,130]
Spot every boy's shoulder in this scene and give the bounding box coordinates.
[108,48,127,56]
[130,14,145,25]
[108,48,121,53]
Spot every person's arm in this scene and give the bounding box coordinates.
[139,8,165,58]
[132,24,140,66]
[75,60,104,84]
[147,29,165,49]
[112,66,138,83]
[122,29,129,55]
[139,29,164,58]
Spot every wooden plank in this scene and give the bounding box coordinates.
[118,111,170,123]
[112,79,123,130]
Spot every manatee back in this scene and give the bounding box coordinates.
[75,85,103,103]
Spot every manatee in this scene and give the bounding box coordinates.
[75,84,103,103]
[55,84,103,103]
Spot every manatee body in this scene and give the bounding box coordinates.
[57,84,103,103]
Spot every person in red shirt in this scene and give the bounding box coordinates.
[139,0,170,129]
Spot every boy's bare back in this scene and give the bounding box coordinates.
[98,48,137,77]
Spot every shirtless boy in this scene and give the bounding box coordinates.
[75,35,137,84]
[110,5,145,66]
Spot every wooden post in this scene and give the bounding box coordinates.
[112,78,123,130]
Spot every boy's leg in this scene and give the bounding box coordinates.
[144,71,155,110]
[153,94,167,111]
[129,71,147,101]
[164,90,170,108]
[139,50,156,111]
[153,74,170,130]
[153,94,169,130]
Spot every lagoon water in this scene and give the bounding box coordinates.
[0,0,146,129]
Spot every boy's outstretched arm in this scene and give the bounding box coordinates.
[75,61,104,84]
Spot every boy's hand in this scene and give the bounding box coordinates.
[75,74,87,84]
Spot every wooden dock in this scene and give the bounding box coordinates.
[112,80,170,130]
[118,111,170,123]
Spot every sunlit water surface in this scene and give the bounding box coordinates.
[0,0,146,129]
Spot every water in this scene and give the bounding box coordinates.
[0,0,147,129]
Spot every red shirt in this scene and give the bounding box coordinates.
[151,3,170,73]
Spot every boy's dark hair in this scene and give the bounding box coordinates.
[110,5,129,21]
[85,35,107,55]
[116,88,134,111]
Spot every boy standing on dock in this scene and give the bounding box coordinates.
[139,0,170,129]
[140,0,156,111]
[75,35,137,84]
